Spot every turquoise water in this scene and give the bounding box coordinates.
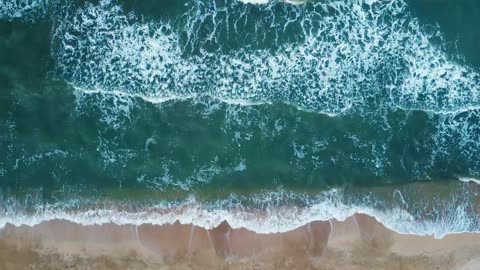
[1,0,480,236]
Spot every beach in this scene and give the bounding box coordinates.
[1,214,479,270]
[2,0,480,269]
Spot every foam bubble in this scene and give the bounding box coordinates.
[237,0,270,4]
[237,0,306,5]
[12,150,69,171]
[0,0,53,20]
[50,0,480,176]
[53,0,480,117]
[1,184,479,238]
[458,176,480,185]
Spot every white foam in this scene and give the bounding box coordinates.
[0,188,478,239]
[73,86,197,105]
[458,177,480,185]
[283,0,307,5]
[50,0,480,173]
[237,0,270,4]
[25,0,480,236]
[52,0,480,118]
[12,150,69,171]
[237,0,307,5]
[0,0,52,20]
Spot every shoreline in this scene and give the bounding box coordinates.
[1,213,480,269]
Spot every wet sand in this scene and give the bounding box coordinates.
[0,214,479,269]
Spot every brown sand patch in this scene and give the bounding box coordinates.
[0,215,479,269]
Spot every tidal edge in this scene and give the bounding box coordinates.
[1,213,480,269]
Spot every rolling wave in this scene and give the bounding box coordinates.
[1,183,479,238]
[49,0,480,177]
[3,0,480,236]
[52,0,480,116]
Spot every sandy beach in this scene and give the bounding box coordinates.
[1,214,479,270]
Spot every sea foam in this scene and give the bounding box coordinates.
[3,0,480,237]
[1,184,479,239]
[52,0,480,116]
[0,0,53,20]
[49,0,480,176]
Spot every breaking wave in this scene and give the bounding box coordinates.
[52,0,480,115]
[1,183,479,238]
[3,0,480,239]
[46,0,480,180]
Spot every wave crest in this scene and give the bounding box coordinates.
[51,0,479,116]
[2,183,480,238]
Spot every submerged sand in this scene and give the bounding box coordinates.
[0,214,479,269]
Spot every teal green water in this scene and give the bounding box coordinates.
[1,0,480,235]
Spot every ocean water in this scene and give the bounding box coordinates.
[1,0,480,237]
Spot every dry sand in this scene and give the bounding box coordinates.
[0,214,479,269]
